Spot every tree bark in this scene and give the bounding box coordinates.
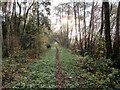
[100,4,104,37]
[77,4,81,49]
[103,2,113,58]
[113,2,120,58]
[17,2,22,35]
[88,1,94,51]
[0,9,3,90]
[84,2,87,49]
[74,2,78,48]
[66,5,70,48]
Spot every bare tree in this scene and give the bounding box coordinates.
[22,2,34,36]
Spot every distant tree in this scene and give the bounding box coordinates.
[73,2,78,48]
[66,4,71,48]
[22,2,34,36]
[83,2,87,50]
[88,1,94,51]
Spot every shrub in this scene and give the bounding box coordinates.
[82,55,114,74]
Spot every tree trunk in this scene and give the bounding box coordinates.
[66,5,70,48]
[74,2,78,48]
[88,1,94,51]
[113,2,120,58]
[77,4,81,49]
[37,2,40,32]
[22,3,33,36]
[100,4,104,37]
[84,2,87,49]
[103,2,113,58]
[60,6,62,45]
[17,2,22,35]
[0,10,3,90]
[90,2,95,51]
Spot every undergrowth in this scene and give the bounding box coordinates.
[13,47,56,89]
[3,45,120,89]
[2,46,46,89]
[59,47,120,89]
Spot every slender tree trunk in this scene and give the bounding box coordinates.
[66,5,69,48]
[70,26,73,45]
[10,1,16,35]
[12,1,17,35]
[103,2,113,58]
[113,2,120,58]
[0,9,3,90]
[99,4,104,37]
[60,6,62,45]
[5,14,11,56]
[88,1,94,51]
[77,4,81,49]
[37,2,40,32]
[36,2,40,53]
[17,2,21,35]
[90,2,94,51]
[21,3,33,49]
[22,3,33,36]
[84,2,87,49]
[3,2,12,54]
[74,2,78,48]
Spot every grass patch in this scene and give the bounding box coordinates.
[59,47,120,89]
[59,47,85,88]
[13,47,56,89]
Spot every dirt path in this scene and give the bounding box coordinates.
[56,47,65,88]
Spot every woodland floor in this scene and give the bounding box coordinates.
[3,44,120,89]
[11,45,86,89]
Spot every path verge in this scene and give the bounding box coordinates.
[13,48,56,89]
